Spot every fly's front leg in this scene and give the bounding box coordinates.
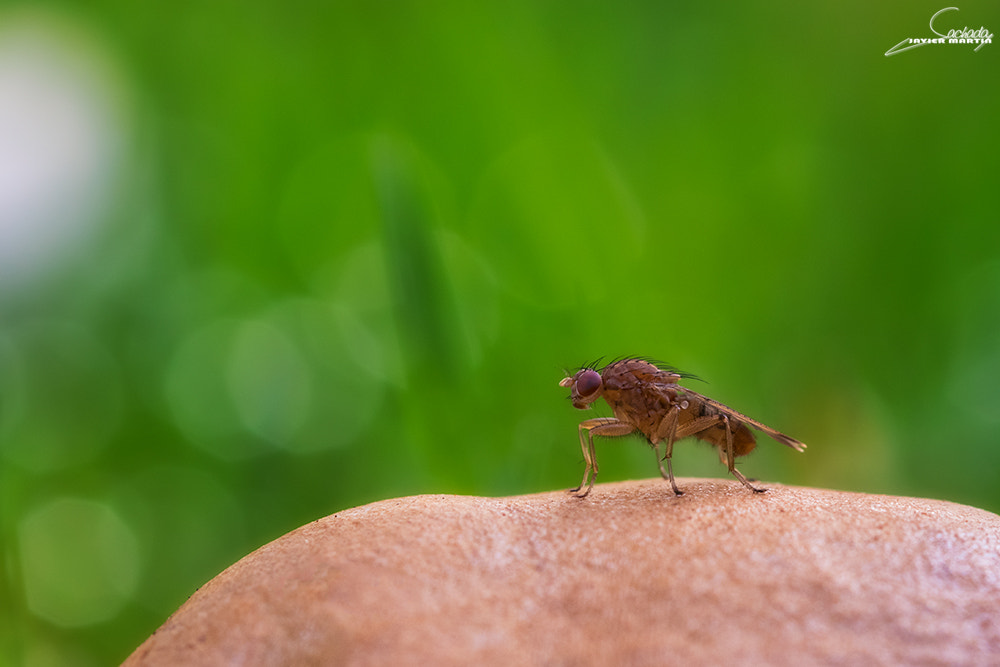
[723,414,766,494]
[651,407,682,496]
[571,421,597,497]
[570,418,635,498]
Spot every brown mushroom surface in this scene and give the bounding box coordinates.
[124,479,1000,666]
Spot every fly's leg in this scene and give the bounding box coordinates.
[569,418,635,498]
[651,407,682,496]
[570,422,596,497]
[723,414,766,494]
[667,414,725,495]
[650,443,675,488]
[663,457,681,496]
[672,413,766,495]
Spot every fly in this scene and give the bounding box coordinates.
[559,358,806,496]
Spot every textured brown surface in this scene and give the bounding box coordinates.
[124,479,1000,666]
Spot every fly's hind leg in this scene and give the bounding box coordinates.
[723,414,766,494]
[570,418,636,498]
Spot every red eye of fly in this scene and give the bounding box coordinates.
[576,369,602,397]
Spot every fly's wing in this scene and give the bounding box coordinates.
[677,387,807,452]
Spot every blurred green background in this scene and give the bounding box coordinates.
[1,1,998,663]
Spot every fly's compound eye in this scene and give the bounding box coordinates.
[575,369,602,399]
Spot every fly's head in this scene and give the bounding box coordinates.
[559,368,604,409]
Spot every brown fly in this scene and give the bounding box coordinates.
[559,358,806,496]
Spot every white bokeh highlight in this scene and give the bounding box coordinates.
[0,13,124,289]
